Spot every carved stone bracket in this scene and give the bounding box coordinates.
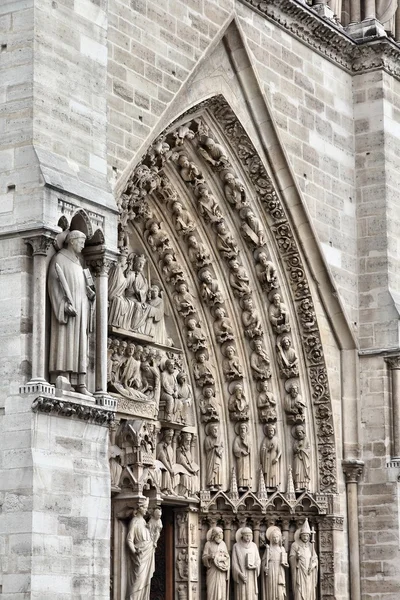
[385,355,400,370]
[25,233,55,255]
[32,395,115,425]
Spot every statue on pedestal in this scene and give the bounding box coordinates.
[289,520,318,600]
[48,230,95,395]
[202,527,230,600]
[261,526,288,600]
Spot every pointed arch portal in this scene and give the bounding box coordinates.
[110,96,344,600]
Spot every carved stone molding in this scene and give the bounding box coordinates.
[87,256,116,276]
[342,459,364,483]
[32,396,115,425]
[239,0,400,82]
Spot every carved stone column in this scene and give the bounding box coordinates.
[20,233,55,394]
[317,515,344,600]
[175,508,199,600]
[385,355,400,458]
[342,460,364,600]
[86,252,116,398]
[350,0,361,22]
[365,0,376,18]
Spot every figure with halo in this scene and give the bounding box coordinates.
[48,229,95,394]
[289,519,318,600]
[261,525,288,600]
[202,526,230,600]
[126,498,156,600]
[232,527,260,600]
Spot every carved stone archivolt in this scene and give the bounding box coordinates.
[109,97,342,600]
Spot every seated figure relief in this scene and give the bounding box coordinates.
[213,306,234,345]
[223,172,247,209]
[268,293,290,335]
[228,383,249,421]
[240,207,266,247]
[222,344,243,381]
[228,258,251,298]
[277,336,299,379]
[257,381,277,423]
[255,250,278,292]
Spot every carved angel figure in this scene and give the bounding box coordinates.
[228,383,249,421]
[186,317,207,353]
[146,220,171,254]
[222,344,243,381]
[223,171,247,208]
[233,422,252,490]
[277,336,299,379]
[241,296,263,338]
[214,219,239,260]
[200,386,219,422]
[268,293,290,334]
[187,234,211,268]
[255,251,278,291]
[198,137,228,167]
[195,184,222,223]
[171,201,195,236]
[193,350,215,387]
[162,253,185,286]
[260,424,281,490]
[174,282,196,317]
[213,306,234,344]
[199,269,224,307]
[240,207,266,247]
[284,384,306,423]
[257,381,277,422]
[177,153,201,182]
[228,258,251,298]
[250,339,271,381]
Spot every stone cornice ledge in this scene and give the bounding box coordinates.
[32,395,115,426]
[238,0,400,80]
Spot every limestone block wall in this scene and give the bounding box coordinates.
[0,394,111,598]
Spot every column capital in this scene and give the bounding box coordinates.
[385,355,400,370]
[87,255,116,276]
[342,459,364,483]
[25,232,55,255]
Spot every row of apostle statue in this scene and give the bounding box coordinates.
[126,502,318,600]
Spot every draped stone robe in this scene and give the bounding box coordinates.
[48,248,90,375]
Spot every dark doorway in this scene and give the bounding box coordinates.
[150,506,174,600]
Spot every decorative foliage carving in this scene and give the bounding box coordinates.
[32,396,114,425]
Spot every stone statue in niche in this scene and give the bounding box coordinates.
[257,381,277,422]
[199,268,224,306]
[250,339,271,381]
[213,306,234,344]
[214,219,239,260]
[145,220,171,255]
[261,526,288,600]
[260,423,281,490]
[200,386,219,422]
[177,154,201,183]
[126,497,156,600]
[176,432,199,497]
[268,294,290,334]
[47,230,95,394]
[187,234,211,268]
[174,282,196,317]
[228,383,249,421]
[240,207,266,247]
[171,200,195,236]
[233,422,252,491]
[148,507,163,547]
[185,317,207,353]
[194,184,223,223]
[160,359,178,422]
[222,344,243,381]
[292,424,311,491]
[204,422,224,490]
[299,298,317,330]
[241,296,263,339]
[284,383,306,423]
[176,512,188,545]
[223,171,247,209]
[202,527,230,600]
[108,249,130,329]
[289,520,318,600]
[277,336,299,379]
[177,548,189,579]
[193,349,215,387]
[161,253,185,285]
[176,371,192,424]
[255,250,278,292]
[143,284,166,344]
[198,137,228,167]
[228,258,251,298]
[156,428,179,495]
[232,527,261,600]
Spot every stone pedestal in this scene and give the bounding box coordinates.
[346,17,387,39]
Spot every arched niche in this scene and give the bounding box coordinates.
[109,96,343,600]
